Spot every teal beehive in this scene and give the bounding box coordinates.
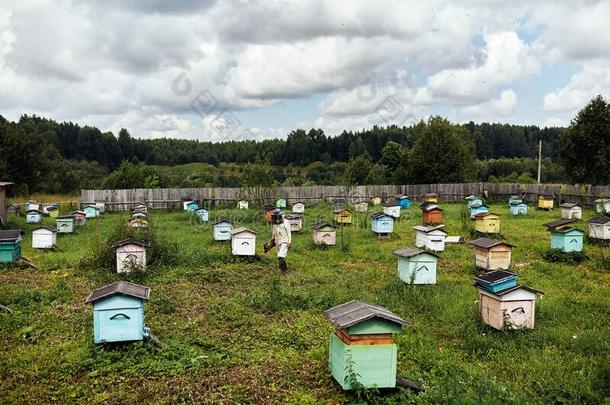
[508,195,523,206]
[393,247,438,285]
[195,208,209,222]
[465,195,484,208]
[370,212,394,235]
[86,281,150,344]
[550,227,584,252]
[186,201,199,212]
[396,195,411,208]
[0,230,22,264]
[83,205,99,218]
[213,219,233,241]
[325,301,410,390]
[509,202,528,216]
[56,215,76,234]
[470,204,489,218]
[276,198,287,208]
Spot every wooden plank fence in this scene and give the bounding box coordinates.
[80,183,610,212]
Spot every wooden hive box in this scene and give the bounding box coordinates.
[477,285,541,330]
[396,195,411,209]
[383,204,401,218]
[26,209,42,224]
[354,201,369,213]
[0,230,22,263]
[474,212,500,234]
[275,198,287,208]
[470,238,514,270]
[32,226,58,249]
[112,239,148,273]
[334,209,353,225]
[588,216,610,240]
[229,227,257,256]
[509,202,528,216]
[594,198,610,214]
[550,227,584,253]
[560,203,582,220]
[393,247,438,285]
[128,217,149,229]
[186,201,199,213]
[195,208,209,222]
[465,195,483,208]
[538,195,554,210]
[238,200,249,209]
[71,211,86,225]
[371,212,394,235]
[285,214,303,232]
[413,225,447,252]
[470,203,489,218]
[86,281,150,344]
[213,219,233,241]
[291,201,305,214]
[83,205,99,218]
[324,300,410,390]
[56,215,76,234]
[420,202,443,225]
[423,193,438,203]
[312,222,336,246]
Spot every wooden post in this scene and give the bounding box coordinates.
[537,139,542,184]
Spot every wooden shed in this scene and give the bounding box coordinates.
[263,204,275,222]
[465,195,483,208]
[420,202,443,225]
[476,280,541,330]
[588,216,610,240]
[26,209,42,224]
[285,214,303,232]
[334,208,353,225]
[276,198,287,208]
[354,201,369,213]
[238,200,249,209]
[291,201,305,214]
[213,219,233,241]
[509,202,528,216]
[85,281,150,344]
[229,227,257,256]
[474,212,500,234]
[56,215,76,234]
[312,222,336,246]
[383,204,401,219]
[0,230,22,264]
[195,208,209,222]
[72,211,86,225]
[396,195,411,209]
[413,225,447,252]
[393,247,438,285]
[186,201,199,213]
[423,193,438,203]
[560,203,582,220]
[324,300,410,390]
[32,226,58,249]
[470,238,514,271]
[470,203,489,218]
[594,198,610,214]
[371,212,394,235]
[0,182,12,225]
[83,205,100,218]
[112,239,148,273]
[538,194,554,210]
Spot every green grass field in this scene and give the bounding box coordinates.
[1,202,609,404]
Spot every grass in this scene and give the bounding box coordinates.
[1,202,609,403]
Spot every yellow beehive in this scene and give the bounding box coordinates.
[474,212,500,234]
[538,195,554,210]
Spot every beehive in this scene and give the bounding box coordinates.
[588,216,610,240]
[56,215,76,234]
[291,202,305,214]
[32,226,58,249]
[112,239,148,273]
[213,219,233,241]
[509,202,528,216]
[465,195,483,208]
[560,203,582,220]
[470,238,514,270]
[371,212,394,235]
[312,222,336,245]
[474,212,500,234]
[393,247,438,285]
[538,195,554,210]
[382,204,401,218]
[0,230,22,263]
[413,225,447,252]
[229,227,257,256]
[334,209,353,225]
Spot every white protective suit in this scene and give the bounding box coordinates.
[272,218,292,258]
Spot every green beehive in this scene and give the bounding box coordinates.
[324,301,410,390]
[56,215,76,234]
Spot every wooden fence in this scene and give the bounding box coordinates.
[80,183,610,212]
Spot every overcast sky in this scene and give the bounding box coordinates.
[1,1,608,141]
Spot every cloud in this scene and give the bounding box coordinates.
[459,89,518,122]
[543,64,610,112]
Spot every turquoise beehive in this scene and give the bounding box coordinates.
[370,212,394,235]
[393,247,438,285]
[186,201,199,212]
[470,204,489,218]
[509,202,528,216]
[56,215,76,234]
[86,281,150,344]
[465,195,484,208]
[213,219,233,241]
[508,195,523,206]
[0,230,22,264]
[83,205,99,218]
[550,227,584,252]
[396,195,411,208]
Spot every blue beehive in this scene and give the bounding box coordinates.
[474,270,517,293]
[509,202,528,216]
[465,195,484,208]
[213,219,233,241]
[186,201,199,212]
[370,212,394,235]
[0,230,22,264]
[195,208,209,222]
[83,205,99,218]
[85,281,150,344]
[550,227,584,253]
[26,209,42,224]
[508,195,523,206]
[396,195,411,209]
[470,204,489,218]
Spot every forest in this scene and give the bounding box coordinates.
[1,95,609,194]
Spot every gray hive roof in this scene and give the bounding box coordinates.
[393,247,439,258]
[212,218,233,225]
[85,281,150,304]
[33,225,58,233]
[560,203,581,209]
[551,226,583,234]
[589,216,610,224]
[57,215,76,219]
[470,238,514,249]
[312,221,335,230]
[229,227,257,235]
[0,230,23,241]
[473,212,498,219]
[543,218,576,230]
[324,300,410,329]
[423,193,438,198]
[371,211,393,219]
[111,239,149,249]
[475,270,516,284]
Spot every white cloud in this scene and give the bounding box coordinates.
[543,64,610,112]
[459,89,518,122]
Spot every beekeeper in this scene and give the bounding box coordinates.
[270,209,291,272]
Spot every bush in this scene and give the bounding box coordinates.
[543,249,587,263]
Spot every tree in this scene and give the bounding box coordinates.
[560,95,610,184]
[343,154,373,185]
[380,140,405,180]
[401,116,476,184]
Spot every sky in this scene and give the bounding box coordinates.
[1,0,609,142]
